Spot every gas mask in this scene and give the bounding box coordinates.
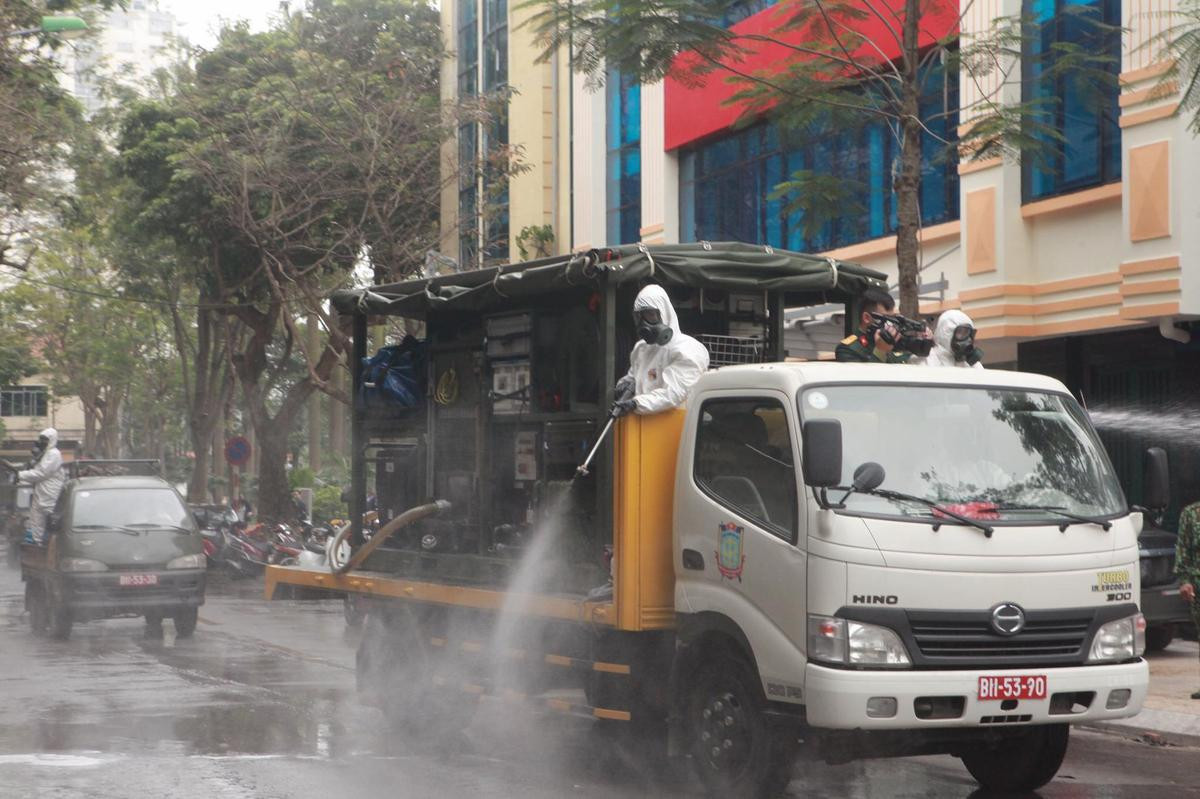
[950,324,978,363]
[635,308,673,346]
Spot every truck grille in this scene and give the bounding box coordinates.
[908,612,1092,661]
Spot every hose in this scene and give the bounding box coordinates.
[331,499,452,575]
[434,368,459,405]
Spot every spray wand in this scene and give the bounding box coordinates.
[575,378,636,478]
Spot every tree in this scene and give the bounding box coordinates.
[527,0,1119,315]
[1164,0,1200,132]
[117,0,470,518]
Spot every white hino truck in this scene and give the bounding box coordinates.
[266,245,1154,798]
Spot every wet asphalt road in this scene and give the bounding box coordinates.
[0,567,1197,799]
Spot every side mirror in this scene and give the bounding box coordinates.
[852,462,886,493]
[1143,447,1169,511]
[802,419,842,488]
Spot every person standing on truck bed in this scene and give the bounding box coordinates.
[835,288,910,363]
[1175,502,1200,699]
[610,284,710,417]
[17,428,64,545]
[918,309,985,368]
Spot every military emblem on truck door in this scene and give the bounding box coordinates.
[716,522,745,581]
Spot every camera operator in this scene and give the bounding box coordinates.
[836,289,927,363]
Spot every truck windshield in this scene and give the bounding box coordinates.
[73,488,193,531]
[799,385,1126,523]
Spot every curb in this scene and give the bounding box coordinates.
[1081,719,1200,749]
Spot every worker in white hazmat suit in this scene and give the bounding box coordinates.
[18,428,65,544]
[611,285,710,416]
[920,309,985,368]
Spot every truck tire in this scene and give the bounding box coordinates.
[960,723,1069,792]
[1145,625,1173,653]
[685,650,793,798]
[174,607,199,638]
[357,610,477,743]
[26,582,48,635]
[145,612,164,638]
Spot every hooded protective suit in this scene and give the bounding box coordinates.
[624,285,710,414]
[921,309,984,369]
[18,428,65,544]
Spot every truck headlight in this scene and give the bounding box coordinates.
[1087,613,1146,663]
[167,553,206,570]
[808,614,911,668]
[59,557,108,573]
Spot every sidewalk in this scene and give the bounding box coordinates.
[1087,638,1200,745]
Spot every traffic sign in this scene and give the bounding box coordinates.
[225,436,252,467]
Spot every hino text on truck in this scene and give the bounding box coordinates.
[265,243,1156,797]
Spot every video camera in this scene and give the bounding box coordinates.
[866,312,934,357]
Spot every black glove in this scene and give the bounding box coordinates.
[611,398,637,418]
[613,375,636,403]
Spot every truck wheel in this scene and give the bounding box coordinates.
[685,651,793,798]
[145,612,164,638]
[174,608,199,638]
[26,582,48,635]
[344,595,366,629]
[357,610,477,743]
[1145,625,1173,653]
[47,592,72,641]
[960,723,1069,792]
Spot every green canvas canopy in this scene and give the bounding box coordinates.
[331,242,886,317]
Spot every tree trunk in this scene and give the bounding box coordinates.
[82,409,97,457]
[255,415,293,521]
[894,0,923,319]
[307,313,322,473]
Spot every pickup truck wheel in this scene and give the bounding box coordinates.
[686,651,793,798]
[1145,625,1173,652]
[47,592,72,641]
[26,582,48,635]
[174,608,199,638]
[145,612,164,638]
[960,723,1069,792]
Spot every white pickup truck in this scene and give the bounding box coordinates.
[270,360,1152,798]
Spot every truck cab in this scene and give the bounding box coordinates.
[673,362,1148,792]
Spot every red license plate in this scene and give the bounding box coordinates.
[978,675,1047,701]
[119,574,158,587]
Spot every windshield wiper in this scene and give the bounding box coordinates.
[833,486,995,537]
[989,504,1112,532]
[124,523,193,534]
[72,524,140,536]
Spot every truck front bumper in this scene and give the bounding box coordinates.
[804,660,1148,729]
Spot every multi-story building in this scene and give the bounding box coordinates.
[59,0,180,116]
[0,382,84,462]
[440,0,1200,505]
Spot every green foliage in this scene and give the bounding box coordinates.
[311,483,347,525]
[516,224,556,260]
[289,466,316,490]
[1163,0,1200,133]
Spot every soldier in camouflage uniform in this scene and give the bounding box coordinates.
[835,288,911,364]
[1175,502,1200,699]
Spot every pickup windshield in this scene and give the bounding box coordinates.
[799,385,1126,523]
[72,488,194,531]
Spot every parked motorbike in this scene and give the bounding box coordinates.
[225,522,272,577]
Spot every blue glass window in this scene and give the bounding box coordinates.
[679,69,959,252]
[606,69,641,245]
[1022,0,1121,202]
